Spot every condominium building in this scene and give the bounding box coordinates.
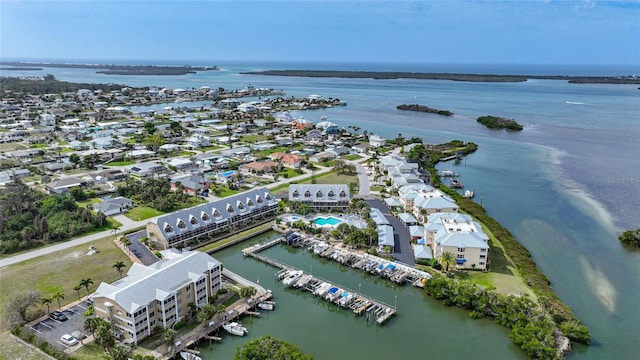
[425,213,490,270]
[147,188,278,249]
[92,249,223,344]
[287,184,350,212]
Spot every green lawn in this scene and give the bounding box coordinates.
[240,134,268,143]
[298,171,358,186]
[124,206,165,221]
[198,221,275,253]
[201,144,223,151]
[0,235,131,326]
[28,144,49,149]
[212,187,241,198]
[0,333,52,360]
[70,341,110,360]
[76,198,102,209]
[342,154,362,161]
[279,168,304,179]
[106,160,136,166]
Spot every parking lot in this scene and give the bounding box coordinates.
[30,300,92,350]
[126,230,159,266]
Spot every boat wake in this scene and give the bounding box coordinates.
[566,101,586,105]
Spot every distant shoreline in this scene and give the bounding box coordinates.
[0,62,218,76]
[242,69,640,84]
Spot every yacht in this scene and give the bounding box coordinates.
[180,352,202,360]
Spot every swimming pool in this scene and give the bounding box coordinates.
[313,216,344,227]
[221,170,236,177]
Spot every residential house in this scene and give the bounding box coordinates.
[93,169,128,182]
[304,129,324,146]
[92,249,223,344]
[288,184,350,212]
[46,176,84,194]
[171,175,209,196]
[94,196,134,216]
[268,152,303,169]
[128,162,169,177]
[147,188,278,249]
[292,117,313,129]
[166,158,197,172]
[184,134,211,149]
[239,160,279,176]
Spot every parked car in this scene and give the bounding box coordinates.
[50,311,68,321]
[60,334,78,346]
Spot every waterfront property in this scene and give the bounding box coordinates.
[92,249,223,345]
[287,184,350,212]
[147,188,278,249]
[424,213,490,270]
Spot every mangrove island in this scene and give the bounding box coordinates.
[397,104,454,116]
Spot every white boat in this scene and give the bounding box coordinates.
[464,190,475,198]
[257,302,274,311]
[294,274,313,288]
[314,282,331,296]
[282,270,304,286]
[222,322,247,336]
[180,351,202,360]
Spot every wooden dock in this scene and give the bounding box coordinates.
[242,241,397,326]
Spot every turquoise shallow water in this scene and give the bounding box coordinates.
[2,62,639,358]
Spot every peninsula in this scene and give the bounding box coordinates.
[397,104,454,116]
[0,62,219,75]
[242,69,640,84]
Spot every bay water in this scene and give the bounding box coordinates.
[2,62,639,359]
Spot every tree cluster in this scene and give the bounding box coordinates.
[424,274,588,359]
[0,182,105,254]
[116,177,190,212]
[0,76,126,95]
[618,227,640,248]
[477,115,524,131]
[234,336,313,360]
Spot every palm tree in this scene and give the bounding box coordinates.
[41,297,52,314]
[113,261,126,278]
[74,285,83,300]
[439,251,457,272]
[52,290,65,309]
[120,237,131,254]
[239,286,257,302]
[79,278,94,295]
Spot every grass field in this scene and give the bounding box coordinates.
[0,334,52,360]
[198,221,274,253]
[124,206,164,221]
[240,134,268,143]
[342,154,362,161]
[0,235,131,328]
[212,187,241,198]
[106,160,136,166]
[278,168,303,179]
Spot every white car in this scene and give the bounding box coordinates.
[61,334,78,346]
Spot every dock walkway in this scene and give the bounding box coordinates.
[242,239,397,325]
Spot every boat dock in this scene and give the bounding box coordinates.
[243,241,397,325]
[302,238,431,288]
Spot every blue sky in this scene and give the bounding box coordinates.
[1,0,639,65]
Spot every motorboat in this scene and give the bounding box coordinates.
[222,322,247,336]
[464,190,475,198]
[257,302,274,311]
[314,282,331,296]
[439,169,458,177]
[180,351,202,360]
[294,274,313,288]
[282,270,304,286]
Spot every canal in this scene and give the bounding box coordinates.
[197,231,527,359]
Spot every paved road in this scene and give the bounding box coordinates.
[365,198,415,266]
[352,160,371,198]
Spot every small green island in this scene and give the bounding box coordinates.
[618,228,640,248]
[397,104,454,116]
[477,115,524,131]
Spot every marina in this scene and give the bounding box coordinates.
[242,235,399,325]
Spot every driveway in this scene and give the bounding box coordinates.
[351,161,371,198]
[125,230,159,265]
[365,198,415,266]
